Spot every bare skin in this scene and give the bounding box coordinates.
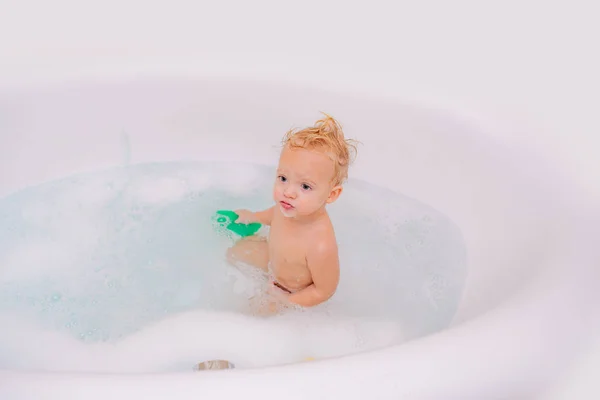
[226,144,343,309]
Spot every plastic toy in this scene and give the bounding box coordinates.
[213,210,261,237]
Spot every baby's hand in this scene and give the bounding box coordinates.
[235,209,256,224]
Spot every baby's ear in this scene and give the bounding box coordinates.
[326,185,343,204]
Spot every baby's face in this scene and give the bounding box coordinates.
[273,145,341,218]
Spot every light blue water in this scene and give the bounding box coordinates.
[0,161,467,371]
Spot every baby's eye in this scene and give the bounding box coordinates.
[301,183,312,191]
[278,175,287,182]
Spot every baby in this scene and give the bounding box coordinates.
[227,113,358,311]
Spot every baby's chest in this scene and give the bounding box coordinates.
[268,225,309,263]
[268,232,306,262]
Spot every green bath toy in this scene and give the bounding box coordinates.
[213,210,261,237]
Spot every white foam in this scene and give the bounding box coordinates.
[176,168,213,193]
[0,239,77,281]
[55,177,122,209]
[0,309,404,373]
[215,162,264,195]
[129,176,190,204]
[0,211,102,281]
[19,199,54,225]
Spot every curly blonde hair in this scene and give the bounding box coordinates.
[282,113,358,185]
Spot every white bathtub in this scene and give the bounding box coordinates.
[1,1,599,399]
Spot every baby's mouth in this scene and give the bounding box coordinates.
[280,201,294,210]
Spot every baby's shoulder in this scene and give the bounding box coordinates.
[307,219,338,253]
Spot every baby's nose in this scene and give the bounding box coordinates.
[284,188,296,198]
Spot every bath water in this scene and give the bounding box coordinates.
[0,161,466,372]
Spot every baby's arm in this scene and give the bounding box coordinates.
[286,239,340,307]
[236,206,274,226]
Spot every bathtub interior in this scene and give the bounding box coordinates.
[0,77,582,376]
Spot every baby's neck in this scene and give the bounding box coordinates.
[286,206,328,225]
